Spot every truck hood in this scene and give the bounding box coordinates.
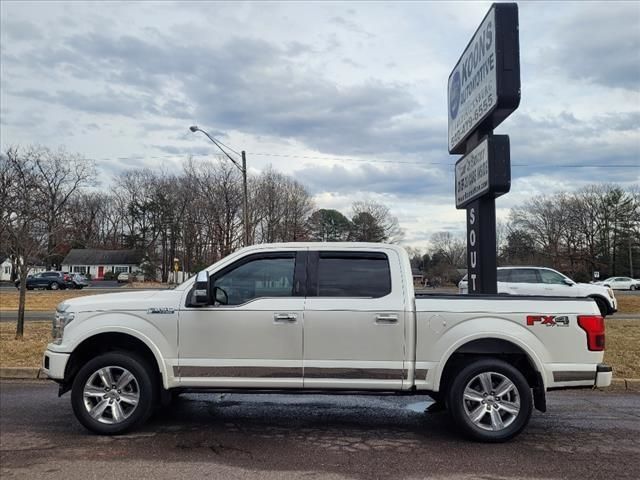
[575,282,610,292]
[58,290,183,313]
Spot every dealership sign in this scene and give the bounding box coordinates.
[447,3,520,154]
[455,135,511,209]
[447,3,520,295]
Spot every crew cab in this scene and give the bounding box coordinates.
[458,267,617,316]
[42,243,612,442]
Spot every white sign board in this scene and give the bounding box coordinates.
[594,271,600,279]
[448,7,497,153]
[455,137,489,208]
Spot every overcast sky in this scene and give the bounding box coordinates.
[1,1,639,246]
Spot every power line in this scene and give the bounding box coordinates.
[82,151,639,169]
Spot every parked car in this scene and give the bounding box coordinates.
[595,276,640,291]
[458,267,617,316]
[15,271,71,290]
[69,273,89,289]
[117,272,144,283]
[43,243,611,442]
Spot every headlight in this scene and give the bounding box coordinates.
[52,304,75,344]
[607,288,615,299]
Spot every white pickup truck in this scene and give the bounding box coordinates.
[42,243,612,442]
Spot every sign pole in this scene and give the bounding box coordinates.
[466,197,497,294]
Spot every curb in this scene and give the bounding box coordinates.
[609,378,640,391]
[0,367,49,380]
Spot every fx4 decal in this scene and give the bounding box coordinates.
[526,315,570,327]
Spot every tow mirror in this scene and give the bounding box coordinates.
[190,270,210,307]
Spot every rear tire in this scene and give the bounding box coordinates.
[49,282,59,290]
[447,358,533,443]
[71,352,156,435]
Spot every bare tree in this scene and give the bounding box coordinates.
[2,147,49,338]
[29,147,95,268]
[429,231,466,268]
[351,200,404,243]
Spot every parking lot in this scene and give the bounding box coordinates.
[1,381,639,479]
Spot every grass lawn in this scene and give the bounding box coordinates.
[1,321,51,368]
[617,294,640,314]
[0,283,168,312]
[0,290,98,311]
[1,319,639,379]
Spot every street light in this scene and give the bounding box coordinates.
[189,125,250,246]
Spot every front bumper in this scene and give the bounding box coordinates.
[42,349,70,380]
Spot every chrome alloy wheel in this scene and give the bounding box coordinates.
[462,371,520,431]
[83,366,140,425]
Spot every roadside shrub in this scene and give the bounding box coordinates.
[103,271,117,281]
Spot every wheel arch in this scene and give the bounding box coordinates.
[433,333,547,412]
[63,330,168,392]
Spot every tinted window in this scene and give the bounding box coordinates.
[497,270,511,282]
[317,253,391,297]
[539,269,567,284]
[43,272,59,277]
[213,256,295,305]
[509,269,539,283]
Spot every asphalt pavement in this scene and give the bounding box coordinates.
[1,381,639,479]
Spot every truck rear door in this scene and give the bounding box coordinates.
[302,249,407,390]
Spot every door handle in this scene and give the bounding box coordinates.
[375,314,398,324]
[274,313,297,323]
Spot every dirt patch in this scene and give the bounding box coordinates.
[0,290,97,311]
[0,321,51,367]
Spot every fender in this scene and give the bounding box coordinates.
[61,312,177,389]
[430,316,549,392]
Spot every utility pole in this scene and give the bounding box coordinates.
[189,125,251,246]
[242,151,249,246]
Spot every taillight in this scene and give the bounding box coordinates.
[578,315,605,351]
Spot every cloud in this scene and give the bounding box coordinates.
[293,162,449,198]
[1,2,638,247]
[543,4,640,89]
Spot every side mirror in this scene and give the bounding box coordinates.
[190,270,210,307]
[563,278,574,286]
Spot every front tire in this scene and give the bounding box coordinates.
[71,352,156,435]
[447,358,533,442]
[593,297,608,317]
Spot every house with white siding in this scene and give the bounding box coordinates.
[0,255,46,282]
[61,249,143,280]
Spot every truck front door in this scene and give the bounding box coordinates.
[303,250,407,390]
[178,250,306,388]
